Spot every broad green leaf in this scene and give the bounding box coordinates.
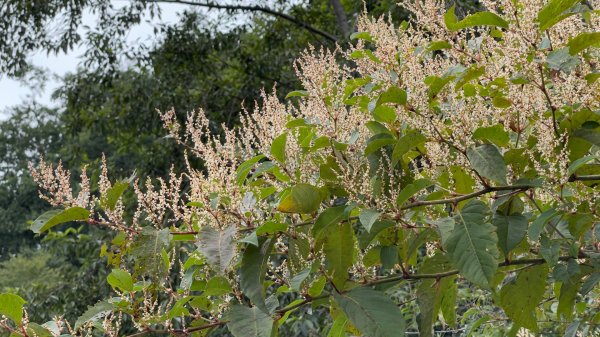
[426,40,452,53]
[270,133,288,163]
[568,32,600,55]
[240,237,274,313]
[537,0,582,31]
[466,144,507,184]
[568,155,599,174]
[445,200,499,288]
[528,208,559,241]
[492,214,527,257]
[417,254,456,337]
[236,154,265,186]
[327,315,349,337]
[358,220,395,249]
[204,276,233,296]
[285,90,309,99]
[74,301,114,330]
[107,269,134,292]
[377,86,407,106]
[290,268,311,291]
[540,236,560,266]
[101,181,129,211]
[499,264,548,331]
[558,275,582,320]
[365,134,396,156]
[323,222,354,290]
[334,287,406,337]
[473,125,509,147]
[372,106,396,124]
[392,132,426,166]
[277,184,321,214]
[358,209,380,232]
[167,297,192,319]
[573,128,600,147]
[580,272,600,295]
[350,31,373,42]
[31,207,90,234]
[26,323,52,337]
[226,305,274,337]
[197,225,237,274]
[312,205,349,240]
[130,227,170,279]
[0,293,25,325]
[445,5,508,32]
[547,47,581,73]
[396,178,433,207]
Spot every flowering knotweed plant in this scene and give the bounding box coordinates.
[3,0,600,336]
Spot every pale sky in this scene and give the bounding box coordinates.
[0,2,203,120]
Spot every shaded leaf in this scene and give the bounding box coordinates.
[198,225,237,274]
[74,301,114,330]
[226,305,274,337]
[240,237,274,313]
[277,184,321,214]
[499,264,548,331]
[334,287,406,337]
[31,207,90,234]
[445,201,498,288]
[467,144,507,184]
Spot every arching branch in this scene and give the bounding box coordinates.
[153,0,339,42]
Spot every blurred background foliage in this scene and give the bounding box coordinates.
[0,0,480,334]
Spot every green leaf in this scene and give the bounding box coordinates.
[240,237,274,313]
[101,181,129,211]
[473,125,510,147]
[392,131,426,166]
[568,32,600,55]
[31,207,90,234]
[358,209,380,232]
[130,227,170,280]
[426,40,452,53]
[226,305,274,337]
[323,222,354,290]
[499,264,548,331]
[492,214,527,257]
[547,47,581,73]
[537,0,582,31]
[364,134,396,156]
[197,225,237,274]
[327,316,349,337]
[74,301,114,330]
[568,155,599,174]
[270,133,288,163]
[445,5,508,32]
[290,268,311,291]
[396,178,433,208]
[285,90,309,99]
[236,154,265,186]
[334,287,406,337]
[277,184,321,214]
[107,269,134,292]
[313,205,350,240]
[377,87,407,106]
[467,144,507,184]
[558,275,582,320]
[0,293,25,325]
[350,31,373,42]
[540,236,560,267]
[528,208,559,241]
[203,276,233,296]
[445,200,499,288]
[417,254,456,337]
[573,128,600,147]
